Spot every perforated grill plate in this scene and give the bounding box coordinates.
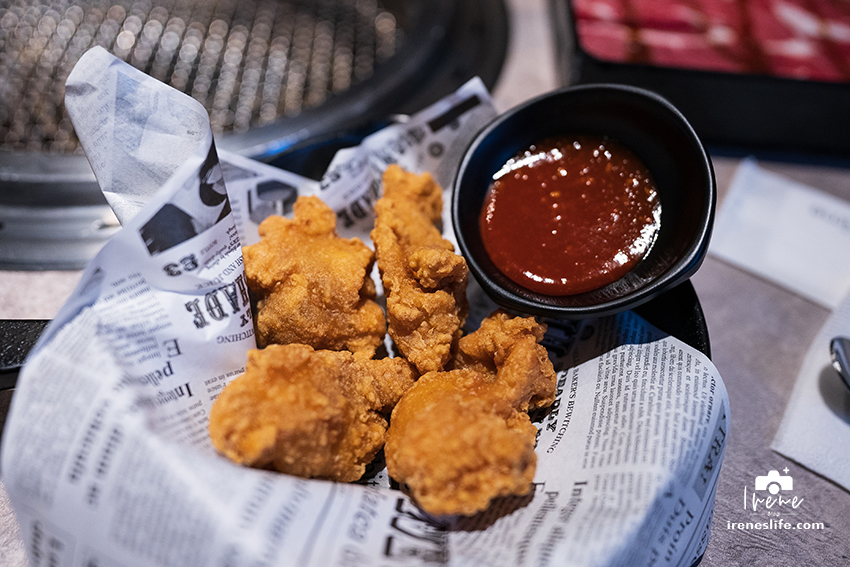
[0,0,401,153]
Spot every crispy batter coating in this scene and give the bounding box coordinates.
[371,165,469,373]
[454,311,557,412]
[385,311,557,516]
[243,196,385,356]
[209,344,415,482]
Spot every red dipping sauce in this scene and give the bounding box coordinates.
[479,135,661,296]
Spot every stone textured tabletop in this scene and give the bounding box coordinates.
[693,158,850,566]
[2,0,850,565]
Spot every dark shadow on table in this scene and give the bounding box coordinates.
[447,490,536,532]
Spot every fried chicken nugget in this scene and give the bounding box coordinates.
[371,165,469,373]
[244,196,385,356]
[385,311,557,516]
[209,344,415,482]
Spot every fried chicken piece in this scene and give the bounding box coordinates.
[371,165,469,373]
[385,311,557,516]
[209,344,415,482]
[453,311,557,412]
[244,196,385,356]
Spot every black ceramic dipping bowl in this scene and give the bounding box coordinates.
[452,84,716,319]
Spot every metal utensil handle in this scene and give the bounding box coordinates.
[830,336,850,391]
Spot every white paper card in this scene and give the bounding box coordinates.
[709,158,850,308]
[772,289,850,491]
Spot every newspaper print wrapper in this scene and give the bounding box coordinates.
[0,47,730,567]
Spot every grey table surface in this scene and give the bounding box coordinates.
[2,0,850,564]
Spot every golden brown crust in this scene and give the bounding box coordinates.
[385,311,557,516]
[386,368,539,516]
[243,196,386,355]
[209,344,415,482]
[371,165,469,373]
[221,179,558,517]
[455,310,556,411]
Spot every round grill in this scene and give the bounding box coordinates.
[0,0,402,153]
